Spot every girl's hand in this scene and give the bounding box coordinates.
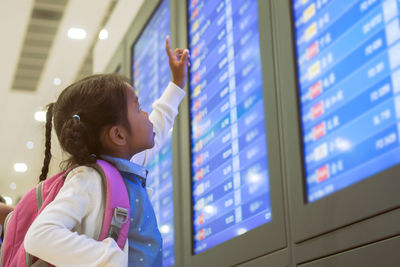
[166,36,190,89]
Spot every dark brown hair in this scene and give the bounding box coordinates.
[39,73,131,181]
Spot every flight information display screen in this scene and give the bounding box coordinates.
[132,0,175,266]
[188,0,272,254]
[292,0,400,202]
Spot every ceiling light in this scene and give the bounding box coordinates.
[68,27,87,40]
[34,110,46,122]
[14,163,28,173]
[53,77,62,86]
[99,29,109,40]
[9,182,17,190]
[26,141,34,150]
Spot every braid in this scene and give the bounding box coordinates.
[39,103,54,182]
[59,115,96,167]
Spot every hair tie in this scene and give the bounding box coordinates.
[72,114,80,121]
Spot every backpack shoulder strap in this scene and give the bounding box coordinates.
[88,160,130,249]
[35,181,44,212]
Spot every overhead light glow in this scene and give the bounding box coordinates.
[3,196,12,205]
[98,29,109,40]
[9,182,17,190]
[26,141,34,150]
[237,228,247,236]
[247,172,262,184]
[34,111,46,122]
[335,137,352,151]
[160,225,170,234]
[68,27,87,40]
[203,205,216,214]
[14,163,28,173]
[53,77,62,86]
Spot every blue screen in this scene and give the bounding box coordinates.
[292,0,400,202]
[132,0,174,266]
[188,0,272,254]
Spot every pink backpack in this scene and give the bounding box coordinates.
[0,159,130,267]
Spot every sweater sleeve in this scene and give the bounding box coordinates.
[24,166,128,267]
[131,81,186,166]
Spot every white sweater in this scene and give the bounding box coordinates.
[24,82,185,267]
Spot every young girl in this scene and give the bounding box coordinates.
[23,37,189,266]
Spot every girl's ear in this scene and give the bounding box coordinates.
[107,125,127,147]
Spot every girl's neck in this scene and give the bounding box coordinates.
[101,149,133,161]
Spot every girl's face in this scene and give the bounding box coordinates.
[125,84,155,154]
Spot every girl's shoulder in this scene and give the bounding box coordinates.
[64,165,104,192]
[66,165,101,177]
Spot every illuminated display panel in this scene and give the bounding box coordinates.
[188,0,272,254]
[132,0,174,266]
[292,0,400,202]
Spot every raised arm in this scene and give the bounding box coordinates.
[131,36,189,166]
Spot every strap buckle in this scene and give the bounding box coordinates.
[108,207,129,242]
[113,207,129,225]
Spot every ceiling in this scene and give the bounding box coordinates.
[0,0,117,204]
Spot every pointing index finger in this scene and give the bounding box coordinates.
[165,35,173,60]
